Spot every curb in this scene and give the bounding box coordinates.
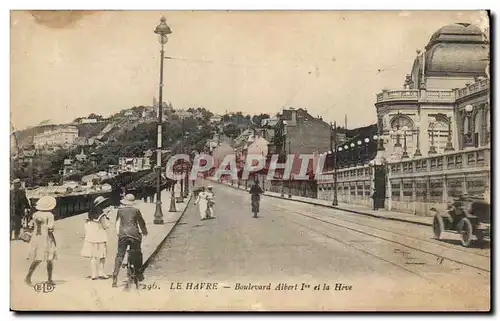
[142,193,193,269]
[211,180,432,227]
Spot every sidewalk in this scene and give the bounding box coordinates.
[11,188,191,305]
[210,178,433,227]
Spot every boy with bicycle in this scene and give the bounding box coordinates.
[112,194,148,288]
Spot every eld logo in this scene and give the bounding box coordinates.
[33,282,55,293]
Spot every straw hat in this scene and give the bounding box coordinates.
[36,196,57,211]
[207,185,213,189]
[13,178,21,184]
[93,196,108,207]
[120,194,136,206]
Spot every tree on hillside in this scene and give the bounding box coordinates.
[88,113,103,120]
[252,113,270,127]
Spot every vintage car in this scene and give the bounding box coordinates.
[431,194,490,247]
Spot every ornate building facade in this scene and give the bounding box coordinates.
[375,23,489,161]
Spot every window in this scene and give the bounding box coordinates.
[391,183,401,201]
[467,179,486,197]
[415,181,427,201]
[357,184,364,196]
[447,178,463,198]
[428,120,449,153]
[429,179,443,202]
[364,184,371,196]
[403,181,413,198]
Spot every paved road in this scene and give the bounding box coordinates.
[145,182,490,311]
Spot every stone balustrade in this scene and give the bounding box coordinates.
[456,78,489,99]
[317,147,490,216]
[376,88,456,103]
[376,90,419,103]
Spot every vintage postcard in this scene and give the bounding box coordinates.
[10,10,490,311]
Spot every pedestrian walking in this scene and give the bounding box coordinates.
[10,179,31,240]
[112,194,148,288]
[206,186,216,219]
[81,196,111,280]
[24,196,57,286]
[194,187,209,220]
[249,180,264,218]
[371,190,378,210]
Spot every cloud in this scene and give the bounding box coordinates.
[29,10,97,28]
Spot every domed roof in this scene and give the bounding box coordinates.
[424,23,488,76]
[426,23,485,48]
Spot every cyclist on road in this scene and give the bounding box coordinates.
[112,194,148,288]
[249,180,264,218]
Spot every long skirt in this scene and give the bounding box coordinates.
[81,241,107,259]
[198,202,208,219]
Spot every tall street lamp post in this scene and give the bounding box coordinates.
[288,140,292,198]
[178,118,185,203]
[153,17,172,224]
[401,125,409,159]
[356,140,362,165]
[280,120,287,197]
[413,121,422,157]
[464,104,475,148]
[428,117,437,155]
[184,133,190,198]
[331,121,338,206]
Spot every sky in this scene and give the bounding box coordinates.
[10,10,488,131]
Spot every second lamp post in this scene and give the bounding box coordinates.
[153,17,173,224]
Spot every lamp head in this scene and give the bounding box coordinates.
[357,140,362,145]
[364,138,370,143]
[155,17,172,44]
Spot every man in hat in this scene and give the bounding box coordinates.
[10,178,31,240]
[249,180,264,218]
[111,194,148,287]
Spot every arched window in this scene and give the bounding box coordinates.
[429,120,448,153]
[390,115,415,154]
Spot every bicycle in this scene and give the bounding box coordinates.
[121,248,141,291]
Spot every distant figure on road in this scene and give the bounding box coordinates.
[206,186,216,219]
[112,194,148,288]
[249,180,264,218]
[371,190,378,210]
[81,196,111,280]
[25,196,57,286]
[194,187,209,220]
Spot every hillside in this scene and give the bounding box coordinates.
[14,124,59,148]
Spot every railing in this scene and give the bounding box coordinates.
[376,89,457,103]
[316,147,490,216]
[456,79,489,99]
[424,89,456,101]
[387,146,489,176]
[376,90,419,103]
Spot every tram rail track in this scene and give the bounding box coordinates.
[267,202,490,274]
